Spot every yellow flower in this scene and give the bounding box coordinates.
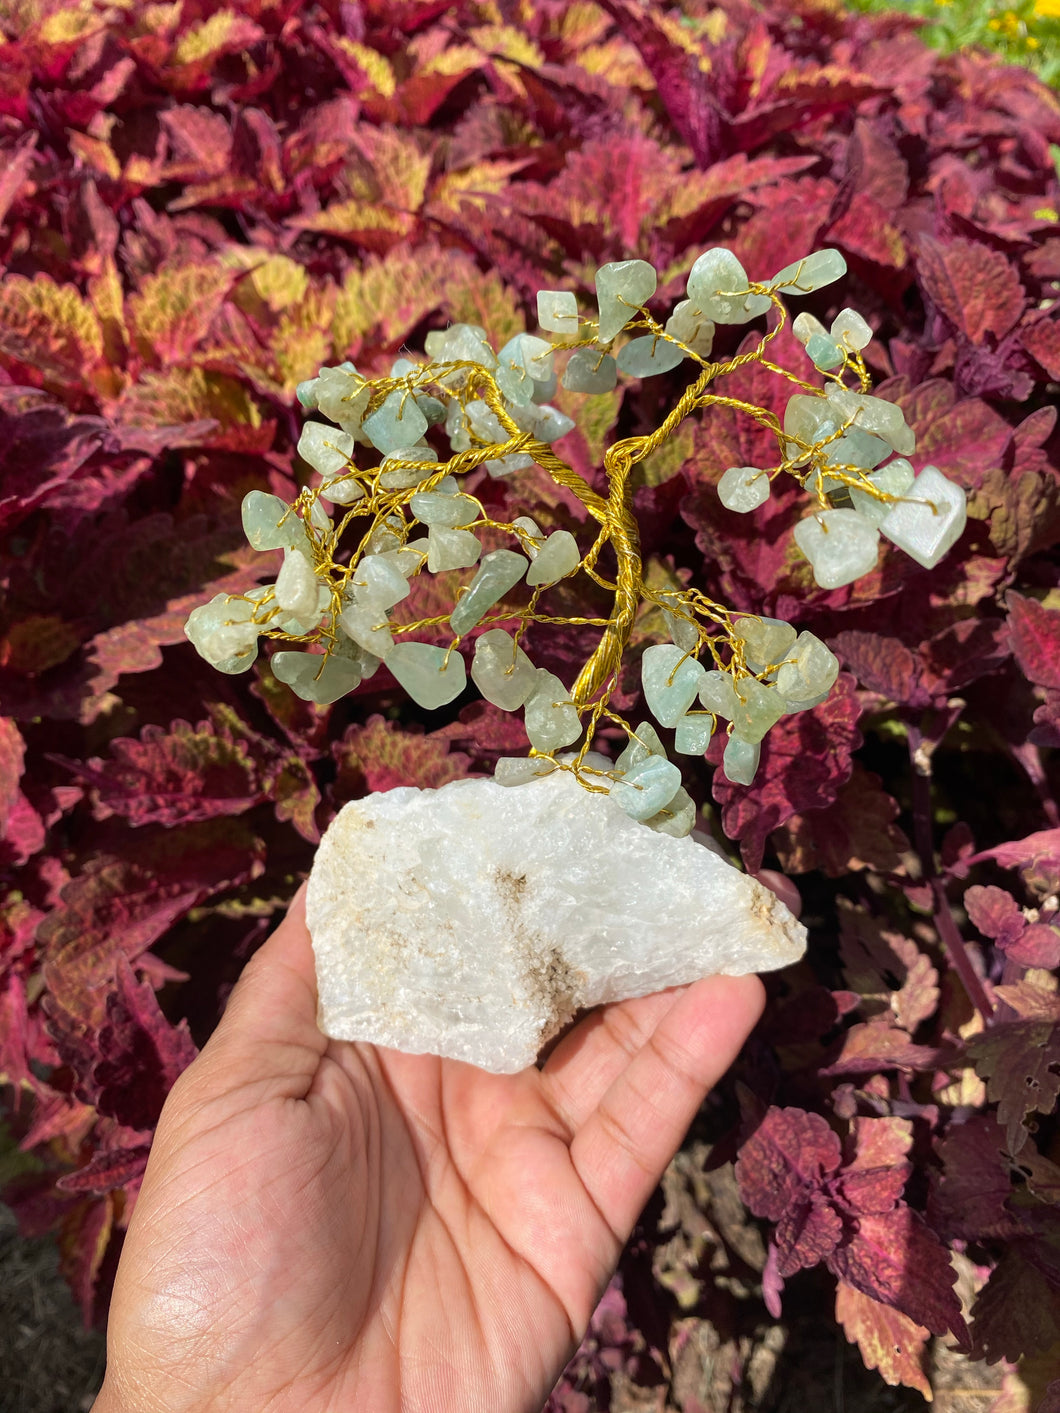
[1034,0,1060,16]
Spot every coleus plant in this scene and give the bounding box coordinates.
[0,0,1059,1407]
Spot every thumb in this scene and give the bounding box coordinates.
[175,884,328,1109]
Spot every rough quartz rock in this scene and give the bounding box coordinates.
[307,773,806,1072]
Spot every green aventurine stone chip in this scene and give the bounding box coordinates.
[524,671,581,752]
[770,248,847,294]
[610,755,682,822]
[537,290,579,333]
[734,616,797,673]
[525,530,580,587]
[361,390,428,455]
[427,526,481,572]
[805,333,843,370]
[722,736,760,785]
[387,641,467,708]
[242,491,309,553]
[450,549,527,636]
[410,489,479,527]
[595,260,657,342]
[641,644,706,728]
[674,714,714,755]
[730,677,786,745]
[616,335,685,378]
[849,458,916,528]
[562,347,617,393]
[645,785,696,837]
[615,721,666,774]
[471,629,537,710]
[271,650,362,704]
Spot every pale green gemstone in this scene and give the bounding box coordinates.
[663,607,699,652]
[734,616,797,673]
[242,491,308,553]
[275,548,321,620]
[349,554,410,610]
[537,290,579,334]
[333,632,381,680]
[674,713,714,755]
[610,755,682,821]
[466,399,508,442]
[722,736,760,785]
[185,593,259,673]
[410,489,479,527]
[525,530,580,587]
[530,367,558,403]
[718,465,770,513]
[524,670,581,751]
[427,525,481,572]
[831,308,872,350]
[730,677,787,744]
[793,509,880,589]
[296,377,319,409]
[485,452,535,478]
[562,347,617,393]
[595,260,657,342]
[686,248,770,324]
[424,323,496,370]
[471,629,537,710]
[512,516,544,557]
[783,394,840,464]
[387,641,467,708]
[378,544,425,579]
[641,643,706,728]
[792,311,827,346]
[450,549,528,636]
[338,600,394,657]
[497,334,554,405]
[699,670,740,719]
[275,582,332,636]
[665,300,714,356]
[529,404,575,443]
[831,427,890,471]
[362,390,428,455]
[297,421,355,476]
[494,755,557,785]
[849,458,916,528]
[770,248,847,294]
[880,465,966,569]
[825,386,915,456]
[363,515,405,556]
[271,650,362,704]
[775,631,839,706]
[645,785,696,837]
[314,365,370,433]
[806,333,843,370]
[617,335,685,378]
[379,445,440,489]
[614,721,666,774]
[321,475,365,505]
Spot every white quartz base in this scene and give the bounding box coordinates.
[307,772,806,1073]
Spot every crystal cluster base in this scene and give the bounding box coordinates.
[307,773,806,1073]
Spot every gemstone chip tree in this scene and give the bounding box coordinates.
[185,246,968,825]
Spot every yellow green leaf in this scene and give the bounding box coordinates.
[127,262,233,364]
[442,266,523,348]
[0,273,107,394]
[334,38,397,98]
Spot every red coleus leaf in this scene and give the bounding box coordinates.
[835,1282,931,1399]
[927,1112,1024,1243]
[917,236,1027,344]
[1007,591,1060,691]
[830,631,929,707]
[0,716,25,832]
[828,1207,967,1342]
[970,1242,1060,1364]
[40,819,265,1025]
[964,829,1060,898]
[57,1142,152,1196]
[710,673,862,873]
[822,1022,944,1076]
[839,903,940,1032]
[964,884,1026,949]
[736,1106,844,1276]
[1021,313,1060,381]
[773,765,908,878]
[332,715,472,798]
[89,955,197,1130]
[836,1117,913,1216]
[967,1018,1060,1156]
[58,718,264,827]
[56,1191,115,1327]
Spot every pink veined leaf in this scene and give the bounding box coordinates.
[1007,591,1060,691]
[835,1281,932,1398]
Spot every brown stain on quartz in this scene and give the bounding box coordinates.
[492,865,586,1047]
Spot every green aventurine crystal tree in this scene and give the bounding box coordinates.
[187,246,968,825]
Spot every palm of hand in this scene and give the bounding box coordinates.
[99,890,763,1413]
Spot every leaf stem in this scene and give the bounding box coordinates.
[907,721,994,1025]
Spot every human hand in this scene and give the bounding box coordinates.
[94,885,764,1413]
